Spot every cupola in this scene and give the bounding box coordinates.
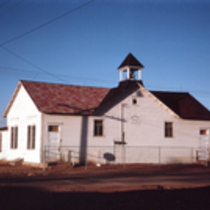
[118,53,144,82]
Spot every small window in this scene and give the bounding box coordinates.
[27,125,36,149]
[200,129,208,135]
[165,122,173,137]
[11,126,18,149]
[94,120,103,136]
[48,125,59,132]
[132,98,137,105]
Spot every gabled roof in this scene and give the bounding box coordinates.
[118,53,144,70]
[3,80,210,121]
[4,80,110,116]
[151,91,210,120]
[3,82,22,117]
[96,80,143,114]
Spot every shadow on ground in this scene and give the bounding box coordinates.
[0,186,210,210]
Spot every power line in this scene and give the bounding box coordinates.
[0,64,116,85]
[1,47,210,92]
[0,0,95,47]
[148,84,210,96]
[1,48,210,94]
[0,47,116,85]
[0,0,25,17]
[0,66,37,73]
[1,63,210,93]
[1,46,69,83]
[0,0,96,84]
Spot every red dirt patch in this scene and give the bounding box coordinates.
[1,162,210,209]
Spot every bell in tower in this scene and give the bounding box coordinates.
[117,53,144,82]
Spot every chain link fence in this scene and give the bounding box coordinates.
[43,145,201,170]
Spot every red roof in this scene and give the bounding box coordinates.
[97,81,210,121]
[96,80,143,113]
[21,80,110,115]
[151,91,210,120]
[3,80,210,121]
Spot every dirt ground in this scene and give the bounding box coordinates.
[0,161,210,179]
[1,162,210,209]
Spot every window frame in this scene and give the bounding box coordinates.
[200,129,209,136]
[165,122,173,138]
[48,125,59,132]
[132,98,137,105]
[11,126,18,149]
[27,125,36,149]
[94,119,103,136]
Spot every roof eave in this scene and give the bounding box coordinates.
[181,117,210,121]
[147,90,181,119]
[118,65,144,71]
[95,82,141,115]
[3,81,22,117]
[43,112,92,116]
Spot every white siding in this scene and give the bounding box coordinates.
[2,83,210,165]
[86,87,210,164]
[3,85,42,164]
[42,115,84,147]
[41,114,86,163]
[40,86,210,164]
[0,130,9,159]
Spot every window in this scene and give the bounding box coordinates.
[27,125,36,149]
[165,122,173,137]
[94,120,103,136]
[132,98,137,105]
[48,125,59,132]
[11,126,18,149]
[200,129,209,135]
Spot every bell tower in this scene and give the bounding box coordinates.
[117,53,144,82]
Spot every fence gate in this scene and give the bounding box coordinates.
[113,143,126,164]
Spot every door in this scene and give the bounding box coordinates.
[198,129,209,161]
[48,125,61,161]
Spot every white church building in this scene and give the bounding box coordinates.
[1,53,210,166]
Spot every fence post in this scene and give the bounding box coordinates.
[85,151,87,170]
[68,150,71,163]
[123,144,126,169]
[158,147,161,167]
[69,151,76,167]
[191,147,193,164]
[113,142,116,164]
[48,145,50,163]
[43,147,45,171]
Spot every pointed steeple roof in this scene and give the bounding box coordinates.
[118,53,144,70]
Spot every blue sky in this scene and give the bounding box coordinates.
[0,0,210,127]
